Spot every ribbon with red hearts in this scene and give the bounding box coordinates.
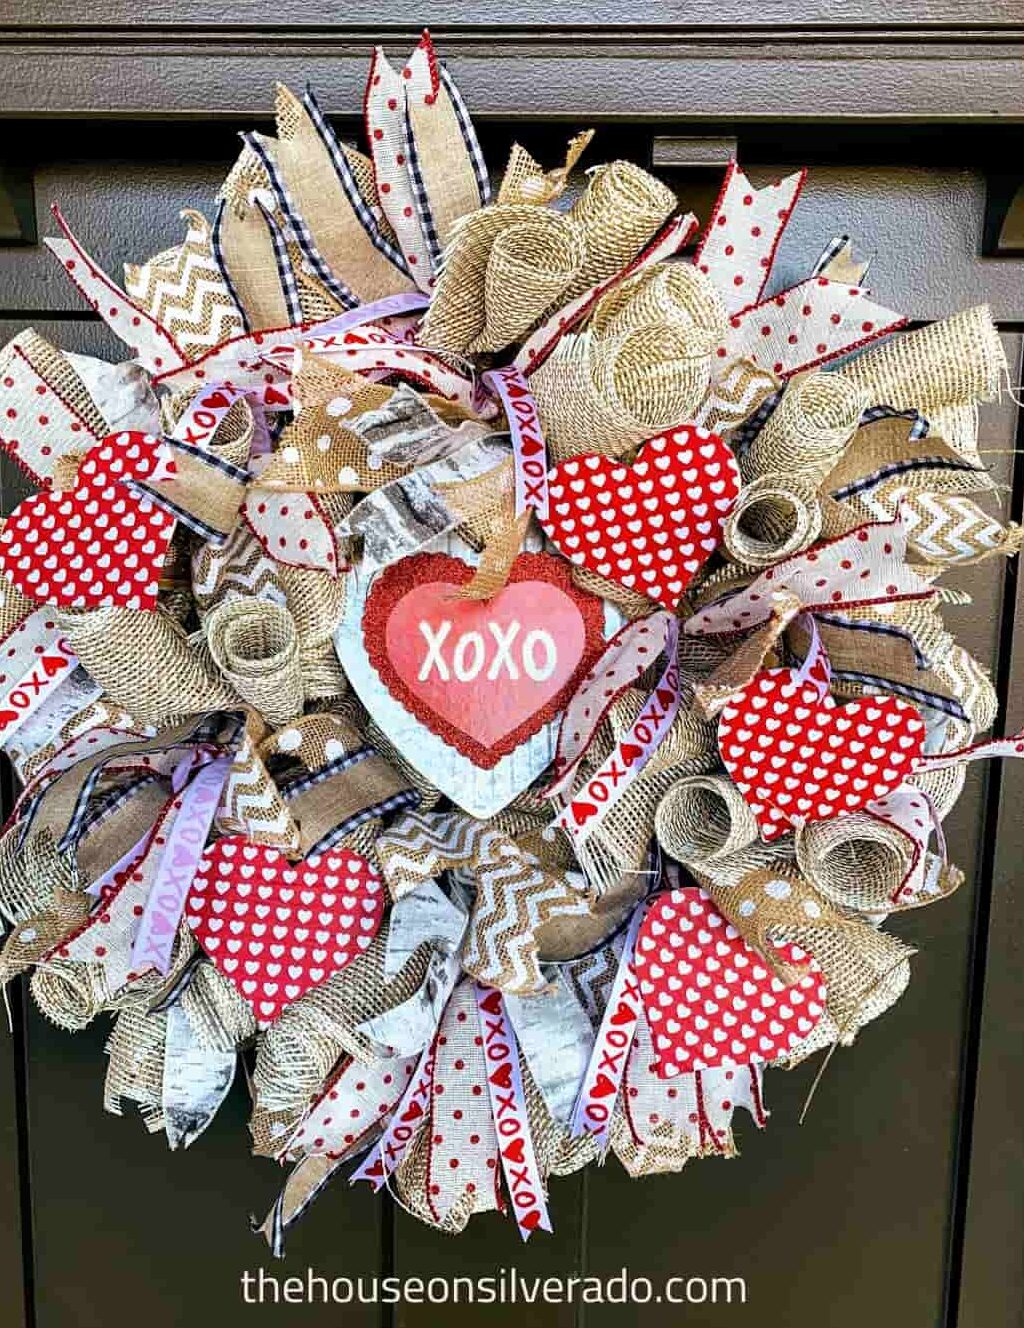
[475,984,553,1240]
[0,636,77,743]
[686,512,933,638]
[569,903,645,1149]
[482,364,548,520]
[170,382,248,451]
[350,1040,436,1191]
[549,617,681,846]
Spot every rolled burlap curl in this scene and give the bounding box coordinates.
[835,304,1006,413]
[795,814,917,915]
[562,161,677,301]
[205,598,305,726]
[722,473,823,568]
[590,261,728,344]
[742,372,867,489]
[58,605,240,725]
[654,774,760,865]
[531,321,714,462]
[476,211,585,352]
[421,205,583,355]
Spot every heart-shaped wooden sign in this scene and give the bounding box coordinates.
[336,537,616,817]
[635,887,827,1077]
[185,836,385,1027]
[539,425,740,610]
[0,430,175,610]
[362,550,605,770]
[718,666,926,841]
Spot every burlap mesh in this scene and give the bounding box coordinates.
[419,205,550,354]
[722,474,823,567]
[58,606,239,724]
[591,261,727,343]
[654,774,760,864]
[836,305,1006,411]
[30,958,110,1031]
[103,997,168,1130]
[531,322,712,462]
[205,598,305,725]
[562,161,677,300]
[742,372,866,488]
[252,927,432,1115]
[474,213,585,352]
[795,815,917,914]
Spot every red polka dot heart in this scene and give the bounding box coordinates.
[718,665,926,841]
[539,425,740,612]
[0,430,175,610]
[635,887,827,1077]
[186,837,386,1027]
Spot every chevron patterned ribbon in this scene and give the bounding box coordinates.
[375,811,593,995]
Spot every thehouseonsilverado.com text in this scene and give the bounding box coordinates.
[240,1266,748,1307]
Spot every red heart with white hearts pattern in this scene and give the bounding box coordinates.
[635,886,827,1077]
[539,426,740,611]
[0,430,174,610]
[185,836,385,1027]
[718,666,926,842]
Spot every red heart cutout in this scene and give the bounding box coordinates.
[489,1061,514,1091]
[540,425,740,611]
[185,836,385,1028]
[591,1070,618,1098]
[363,551,605,770]
[502,1136,526,1165]
[0,431,174,610]
[400,1098,424,1123]
[608,1001,634,1028]
[635,887,827,1078]
[718,666,926,841]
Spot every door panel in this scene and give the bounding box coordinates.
[0,119,1022,1328]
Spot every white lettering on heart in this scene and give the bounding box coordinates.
[416,618,557,684]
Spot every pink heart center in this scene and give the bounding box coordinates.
[386,579,586,749]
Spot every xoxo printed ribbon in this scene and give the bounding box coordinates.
[550,617,681,846]
[0,637,78,744]
[169,382,248,451]
[350,1040,436,1191]
[131,756,233,974]
[569,904,645,1150]
[475,984,553,1240]
[482,365,549,521]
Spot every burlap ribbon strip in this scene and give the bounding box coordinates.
[205,599,304,726]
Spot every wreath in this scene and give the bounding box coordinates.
[0,31,1019,1248]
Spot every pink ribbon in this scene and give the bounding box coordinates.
[475,984,552,1240]
[130,756,232,974]
[482,365,548,520]
[569,904,645,1150]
